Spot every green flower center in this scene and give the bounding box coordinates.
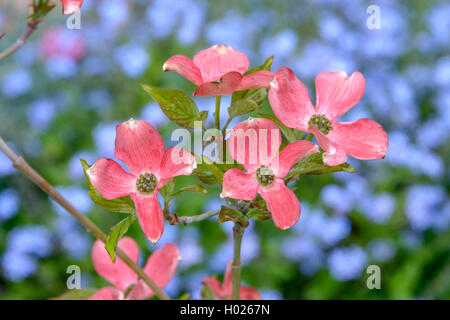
[256,166,275,187]
[308,114,333,135]
[136,173,157,195]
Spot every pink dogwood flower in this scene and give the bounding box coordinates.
[269,67,388,166]
[221,118,319,229]
[61,0,83,15]
[89,237,180,300]
[87,119,196,243]
[203,262,261,300]
[163,44,275,96]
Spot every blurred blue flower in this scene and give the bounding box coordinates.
[426,3,450,47]
[98,0,129,30]
[141,102,168,128]
[320,184,353,214]
[359,193,396,224]
[164,274,181,297]
[68,150,97,182]
[185,270,208,300]
[1,69,32,99]
[52,186,92,216]
[27,99,56,130]
[433,56,450,88]
[1,251,38,282]
[317,216,351,246]
[328,245,368,281]
[0,188,19,221]
[259,289,283,300]
[405,184,448,231]
[176,0,207,46]
[55,217,91,260]
[45,57,78,79]
[147,0,179,39]
[0,148,15,177]
[7,225,53,258]
[260,29,298,65]
[416,117,449,149]
[367,239,396,263]
[82,56,109,76]
[114,44,150,78]
[93,122,118,158]
[85,89,112,110]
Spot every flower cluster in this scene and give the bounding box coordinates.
[82,44,388,299]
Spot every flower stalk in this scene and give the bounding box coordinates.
[231,222,245,300]
[215,95,221,130]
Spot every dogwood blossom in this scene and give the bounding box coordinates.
[163,44,274,96]
[269,68,388,166]
[221,118,319,229]
[61,0,83,15]
[89,237,180,300]
[87,119,196,243]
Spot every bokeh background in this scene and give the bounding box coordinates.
[0,0,449,299]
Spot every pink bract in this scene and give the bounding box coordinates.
[87,119,196,243]
[89,237,180,300]
[221,118,319,230]
[268,67,388,166]
[203,262,261,300]
[61,0,83,15]
[163,44,275,96]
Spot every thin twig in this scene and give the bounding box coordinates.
[0,136,171,300]
[0,19,41,61]
[166,210,220,225]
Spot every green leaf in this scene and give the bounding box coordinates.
[160,178,176,203]
[231,56,274,105]
[141,84,206,128]
[105,214,137,262]
[258,113,305,142]
[172,184,208,197]
[247,207,272,221]
[177,293,190,300]
[218,206,249,227]
[228,98,260,119]
[285,152,357,180]
[193,155,244,186]
[50,289,97,300]
[30,0,55,20]
[81,159,135,214]
[201,284,215,300]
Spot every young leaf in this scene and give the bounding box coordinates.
[160,178,176,203]
[141,84,205,128]
[228,98,260,119]
[105,214,137,262]
[258,113,304,142]
[50,289,97,300]
[285,152,357,180]
[80,159,135,214]
[218,206,249,227]
[247,208,272,221]
[172,184,208,197]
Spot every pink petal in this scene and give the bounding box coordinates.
[328,119,388,160]
[259,179,300,230]
[140,243,181,298]
[163,55,203,85]
[131,194,164,244]
[222,261,233,294]
[61,0,83,15]
[88,287,123,300]
[87,158,136,200]
[221,169,259,201]
[235,71,275,91]
[115,119,165,176]
[193,71,243,96]
[271,140,319,178]
[311,127,348,166]
[203,277,227,299]
[227,118,281,172]
[268,67,315,131]
[315,71,366,120]
[193,45,249,82]
[158,147,196,181]
[240,287,262,300]
[91,237,139,292]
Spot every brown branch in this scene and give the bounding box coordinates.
[0,18,41,61]
[166,210,220,225]
[0,137,171,300]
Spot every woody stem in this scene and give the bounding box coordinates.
[231,222,244,300]
[0,136,171,300]
[215,95,221,130]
